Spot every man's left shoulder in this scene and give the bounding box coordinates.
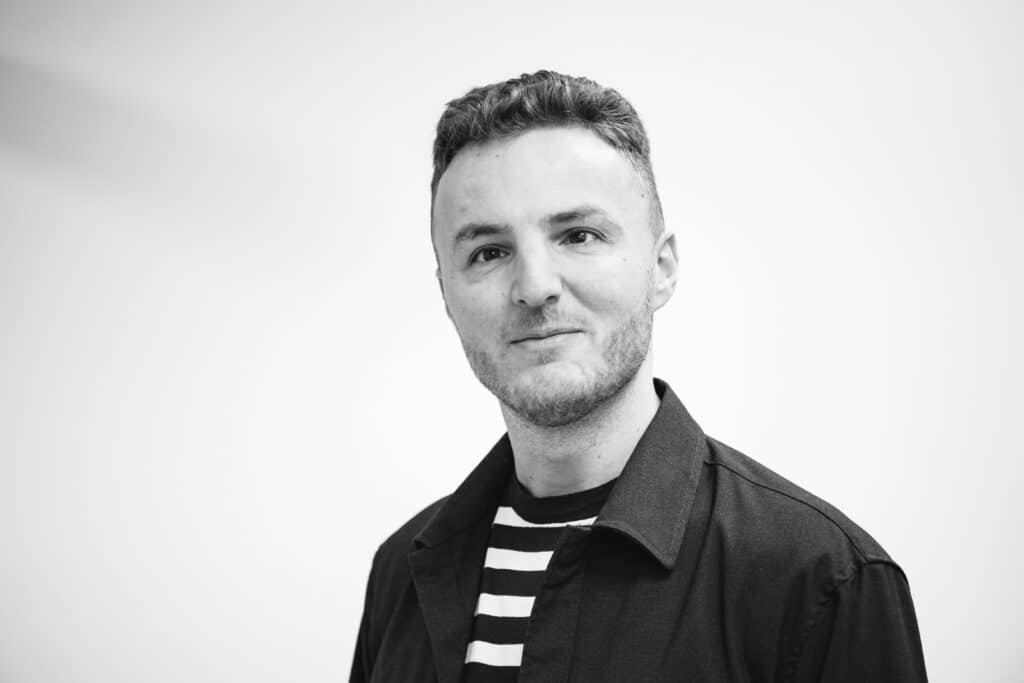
[703,436,896,572]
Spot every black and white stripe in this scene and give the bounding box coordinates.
[462,505,597,680]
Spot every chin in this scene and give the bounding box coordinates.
[512,360,595,393]
[498,361,628,427]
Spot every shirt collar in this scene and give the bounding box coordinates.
[414,378,707,570]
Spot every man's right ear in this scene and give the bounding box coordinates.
[436,267,453,321]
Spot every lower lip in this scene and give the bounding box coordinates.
[513,332,580,350]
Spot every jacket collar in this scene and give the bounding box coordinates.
[593,378,706,569]
[413,378,707,570]
[412,433,513,550]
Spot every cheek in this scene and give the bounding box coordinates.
[574,258,651,313]
[446,285,505,337]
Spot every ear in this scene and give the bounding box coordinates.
[436,267,454,321]
[650,230,679,311]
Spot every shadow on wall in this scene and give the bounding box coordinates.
[0,51,283,218]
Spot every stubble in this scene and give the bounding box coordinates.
[460,298,654,427]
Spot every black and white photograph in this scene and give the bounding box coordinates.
[1,1,1020,681]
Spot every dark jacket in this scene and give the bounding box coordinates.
[351,380,927,682]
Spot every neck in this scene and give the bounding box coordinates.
[501,357,660,498]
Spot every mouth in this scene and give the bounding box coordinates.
[510,328,582,344]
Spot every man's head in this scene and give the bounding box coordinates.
[431,70,664,237]
[431,71,678,427]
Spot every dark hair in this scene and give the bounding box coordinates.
[431,70,664,233]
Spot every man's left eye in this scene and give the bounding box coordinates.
[564,230,598,245]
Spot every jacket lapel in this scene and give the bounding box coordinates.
[407,435,514,683]
[408,517,491,683]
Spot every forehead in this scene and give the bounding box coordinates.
[432,127,648,238]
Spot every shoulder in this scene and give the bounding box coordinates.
[359,496,449,627]
[702,436,897,580]
[373,495,449,566]
[695,438,923,678]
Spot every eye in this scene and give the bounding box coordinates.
[563,229,600,245]
[470,245,509,264]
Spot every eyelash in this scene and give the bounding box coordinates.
[469,230,602,265]
[470,246,509,264]
[563,229,598,245]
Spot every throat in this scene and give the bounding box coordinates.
[503,371,660,497]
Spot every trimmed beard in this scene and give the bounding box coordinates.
[459,298,654,428]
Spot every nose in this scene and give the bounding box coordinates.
[510,247,562,307]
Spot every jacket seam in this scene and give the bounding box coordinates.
[704,460,877,563]
[781,559,907,681]
[781,564,858,682]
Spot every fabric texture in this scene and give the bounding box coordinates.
[350,379,928,682]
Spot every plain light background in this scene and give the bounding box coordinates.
[1,1,1020,681]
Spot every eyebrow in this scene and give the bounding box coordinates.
[450,206,618,247]
[547,205,611,224]
[452,222,512,246]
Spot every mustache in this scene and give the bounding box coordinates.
[503,309,585,342]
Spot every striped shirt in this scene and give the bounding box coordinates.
[462,476,615,683]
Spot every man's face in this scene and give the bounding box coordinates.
[432,126,676,427]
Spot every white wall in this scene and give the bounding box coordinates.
[1,1,1020,681]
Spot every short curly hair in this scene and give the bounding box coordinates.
[431,70,664,234]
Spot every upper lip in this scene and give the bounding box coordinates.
[510,328,580,343]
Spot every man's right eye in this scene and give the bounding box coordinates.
[470,246,508,264]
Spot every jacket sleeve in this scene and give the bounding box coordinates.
[349,553,379,683]
[791,561,928,682]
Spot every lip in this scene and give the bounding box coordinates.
[510,328,582,344]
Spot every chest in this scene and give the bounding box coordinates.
[372,529,792,683]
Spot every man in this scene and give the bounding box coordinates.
[351,71,927,682]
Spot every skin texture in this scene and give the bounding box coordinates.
[432,126,679,496]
